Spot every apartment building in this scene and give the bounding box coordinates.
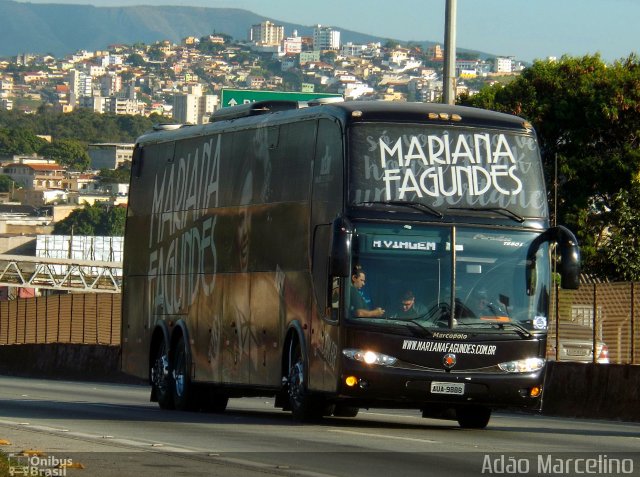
[249,21,284,47]
[172,84,218,124]
[313,25,341,51]
[88,143,135,170]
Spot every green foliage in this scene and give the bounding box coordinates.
[53,203,126,236]
[462,54,640,279]
[40,138,90,171]
[592,183,640,281]
[97,163,131,184]
[0,126,48,155]
[0,108,155,143]
[0,174,15,192]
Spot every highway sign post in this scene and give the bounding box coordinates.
[220,89,342,108]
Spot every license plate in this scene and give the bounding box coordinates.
[430,381,465,395]
[566,348,589,356]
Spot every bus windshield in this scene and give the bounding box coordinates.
[349,123,547,219]
[348,224,551,334]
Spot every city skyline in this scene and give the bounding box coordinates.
[14,0,640,63]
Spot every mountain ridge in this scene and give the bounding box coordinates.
[0,0,403,57]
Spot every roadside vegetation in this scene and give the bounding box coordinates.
[461,53,640,280]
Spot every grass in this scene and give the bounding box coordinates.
[0,451,9,477]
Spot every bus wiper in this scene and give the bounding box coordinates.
[448,207,525,223]
[459,321,532,338]
[355,201,444,219]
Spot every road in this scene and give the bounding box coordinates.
[0,375,638,477]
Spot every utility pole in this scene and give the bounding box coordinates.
[443,0,457,105]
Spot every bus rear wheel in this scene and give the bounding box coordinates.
[287,341,324,421]
[151,339,174,410]
[171,335,196,411]
[456,406,491,429]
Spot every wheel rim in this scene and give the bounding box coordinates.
[173,345,186,398]
[288,355,305,408]
[151,342,169,394]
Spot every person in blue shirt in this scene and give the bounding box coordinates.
[349,266,385,318]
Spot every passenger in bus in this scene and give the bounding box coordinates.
[350,266,385,318]
[395,290,428,319]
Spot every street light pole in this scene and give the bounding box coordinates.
[443,0,457,105]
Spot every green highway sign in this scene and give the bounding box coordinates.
[220,88,342,108]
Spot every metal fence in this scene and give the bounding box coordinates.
[0,285,637,365]
[0,293,121,346]
[552,282,639,365]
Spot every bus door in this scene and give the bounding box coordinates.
[309,119,344,392]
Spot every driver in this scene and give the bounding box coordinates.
[469,289,508,318]
[349,266,385,318]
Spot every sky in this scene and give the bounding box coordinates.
[16,0,640,63]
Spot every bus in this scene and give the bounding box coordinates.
[121,100,580,429]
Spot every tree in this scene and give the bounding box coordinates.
[97,163,131,184]
[0,174,15,193]
[0,127,48,155]
[461,54,640,279]
[40,139,91,171]
[53,203,126,236]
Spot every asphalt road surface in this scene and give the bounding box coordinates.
[0,375,638,477]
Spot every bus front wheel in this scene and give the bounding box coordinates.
[456,406,491,429]
[287,341,323,421]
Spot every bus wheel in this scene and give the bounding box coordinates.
[332,405,359,418]
[171,335,195,411]
[151,339,174,410]
[456,406,491,429]
[287,342,323,421]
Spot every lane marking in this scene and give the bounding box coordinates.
[328,429,439,444]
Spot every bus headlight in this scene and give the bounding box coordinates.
[498,358,545,373]
[343,349,397,366]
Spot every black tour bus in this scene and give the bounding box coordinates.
[121,100,580,428]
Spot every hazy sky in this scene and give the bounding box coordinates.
[16,0,640,62]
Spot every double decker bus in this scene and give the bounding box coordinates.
[121,100,580,428]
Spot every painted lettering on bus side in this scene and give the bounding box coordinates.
[147,136,221,315]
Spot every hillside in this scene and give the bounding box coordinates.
[0,0,392,57]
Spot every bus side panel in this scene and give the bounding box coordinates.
[121,275,150,378]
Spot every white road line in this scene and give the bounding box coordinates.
[328,429,439,444]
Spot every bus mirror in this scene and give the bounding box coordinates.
[556,226,581,290]
[526,225,580,294]
[329,217,353,277]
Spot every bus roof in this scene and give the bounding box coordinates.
[138,100,533,145]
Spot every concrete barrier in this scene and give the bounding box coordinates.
[0,343,140,383]
[543,361,640,421]
[0,345,638,421]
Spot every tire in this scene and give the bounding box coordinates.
[287,340,324,422]
[456,406,491,429]
[332,405,359,418]
[151,338,174,410]
[171,335,196,411]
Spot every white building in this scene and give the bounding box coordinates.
[313,25,340,51]
[172,84,218,125]
[494,56,514,74]
[249,21,284,47]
